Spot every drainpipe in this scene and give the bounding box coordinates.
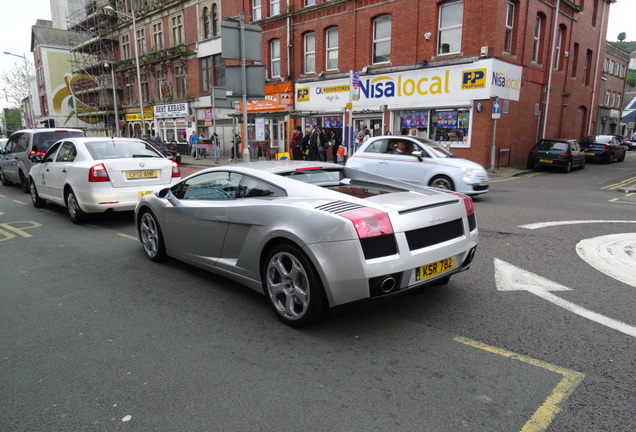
[541,0,560,139]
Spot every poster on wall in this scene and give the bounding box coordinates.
[324,116,343,128]
[305,117,318,129]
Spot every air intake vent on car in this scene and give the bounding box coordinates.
[316,201,364,214]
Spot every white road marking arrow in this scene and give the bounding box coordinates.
[494,258,636,338]
[576,233,636,289]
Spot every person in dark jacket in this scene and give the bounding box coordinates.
[300,127,311,160]
[290,126,303,160]
[307,124,318,161]
[330,129,341,163]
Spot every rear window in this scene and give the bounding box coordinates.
[32,131,85,153]
[86,140,164,160]
[536,140,568,152]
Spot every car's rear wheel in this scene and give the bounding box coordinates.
[139,210,167,262]
[262,243,327,327]
[0,169,12,186]
[19,170,29,193]
[65,189,87,224]
[29,178,46,208]
[618,150,626,162]
[562,161,572,173]
[429,175,455,191]
[606,152,613,164]
[580,158,586,169]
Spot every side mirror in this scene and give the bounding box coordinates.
[158,187,183,207]
[411,150,424,162]
[31,154,44,163]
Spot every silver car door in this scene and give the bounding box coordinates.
[162,171,241,265]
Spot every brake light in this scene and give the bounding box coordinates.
[88,163,110,182]
[171,161,180,178]
[341,208,394,238]
[558,153,569,156]
[603,144,610,150]
[452,192,474,216]
[28,150,46,160]
[529,149,537,154]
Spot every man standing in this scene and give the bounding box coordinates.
[308,124,318,161]
[189,131,200,158]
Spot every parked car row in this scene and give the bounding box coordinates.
[527,135,628,173]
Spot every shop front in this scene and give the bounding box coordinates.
[124,110,154,139]
[238,82,294,159]
[294,58,522,165]
[153,102,190,144]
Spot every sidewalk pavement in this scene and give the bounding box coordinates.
[178,154,636,191]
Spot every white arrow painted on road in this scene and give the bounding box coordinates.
[495,258,636,338]
[576,233,636,289]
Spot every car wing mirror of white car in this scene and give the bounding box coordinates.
[411,150,424,161]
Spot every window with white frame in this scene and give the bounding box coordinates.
[611,91,616,107]
[532,15,542,63]
[172,14,184,45]
[372,15,391,64]
[438,1,463,55]
[253,0,261,20]
[122,34,131,60]
[504,1,515,54]
[304,32,315,74]
[605,90,611,105]
[136,27,146,54]
[270,0,280,16]
[270,39,281,77]
[153,21,163,49]
[326,27,338,70]
[305,0,316,6]
[617,93,621,108]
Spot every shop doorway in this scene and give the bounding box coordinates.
[354,117,382,137]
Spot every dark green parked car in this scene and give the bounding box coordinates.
[527,138,586,173]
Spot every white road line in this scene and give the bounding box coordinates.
[520,220,636,230]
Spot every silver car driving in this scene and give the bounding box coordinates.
[135,161,478,327]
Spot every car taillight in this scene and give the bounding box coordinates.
[558,153,569,156]
[529,149,537,154]
[341,208,394,239]
[603,144,610,150]
[28,150,46,160]
[88,163,110,182]
[171,161,180,178]
[452,192,474,216]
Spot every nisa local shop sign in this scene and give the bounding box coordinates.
[154,102,189,119]
[295,59,521,111]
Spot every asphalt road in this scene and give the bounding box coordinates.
[1,153,635,431]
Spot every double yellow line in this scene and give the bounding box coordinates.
[601,176,636,191]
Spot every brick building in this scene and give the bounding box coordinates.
[597,41,630,136]
[52,0,623,167]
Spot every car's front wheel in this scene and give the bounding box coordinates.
[139,210,167,262]
[29,178,46,208]
[429,175,455,191]
[262,243,327,327]
[65,189,87,224]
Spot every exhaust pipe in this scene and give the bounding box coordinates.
[379,276,396,293]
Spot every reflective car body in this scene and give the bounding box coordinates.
[29,137,181,223]
[135,161,478,326]
[0,128,86,192]
[579,135,626,163]
[527,138,586,173]
[0,138,8,151]
[345,136,489,195]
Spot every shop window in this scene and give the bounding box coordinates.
[431,108,470,146]
[400,110,429,136]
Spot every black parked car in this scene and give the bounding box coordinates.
[527,138,586,173]
[144,139,182,164]
[579,135,626,163]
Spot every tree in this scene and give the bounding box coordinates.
[617,32,626,42]
[1,61,33,109]
[628,69,636,89]
[4,108,22,132]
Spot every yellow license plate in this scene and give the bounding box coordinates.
[415,257,455,281]
[539,159,553,163]
[585,152,595,156]
[126,170,158,179]
[138,190,154,199]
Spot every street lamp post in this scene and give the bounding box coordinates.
[103,5,145,138]
[105,62,120,137]
[3,51,36,128]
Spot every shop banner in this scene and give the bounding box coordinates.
[295,59,521,111]
[154,103,189,119]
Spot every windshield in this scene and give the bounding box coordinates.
[85,140,163,160]
[414,138,455,158]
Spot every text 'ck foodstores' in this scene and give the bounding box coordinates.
[295,59,523,168]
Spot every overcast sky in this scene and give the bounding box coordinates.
[0,0,634,110]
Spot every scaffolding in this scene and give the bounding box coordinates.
[67,0,118,136]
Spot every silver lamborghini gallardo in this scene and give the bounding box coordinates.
[135,161,478,326]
